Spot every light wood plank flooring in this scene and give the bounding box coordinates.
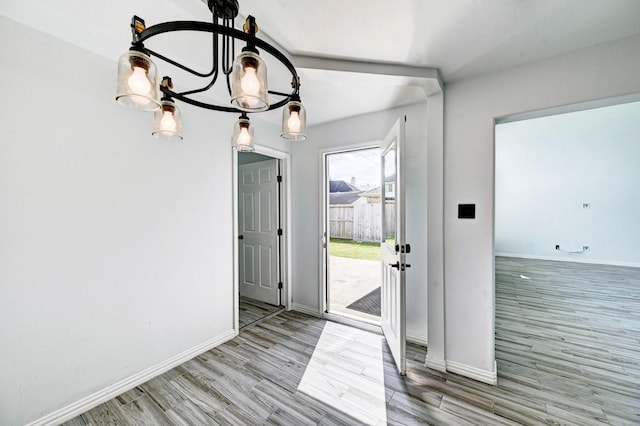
[494,256,640,425]
[63,257,639,425]
[239,297,284,330]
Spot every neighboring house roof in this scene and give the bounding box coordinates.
[329,180,359,193]
[329,192,362,205]
[360,187,381,198]
[360,183,395,201]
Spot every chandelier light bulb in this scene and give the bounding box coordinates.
[116,49,159,111]
[287,110,301,133]
[160,111,177,132]
[152,98,182,141]
[238,126,251,145]
[128,66,152,95]
[281,99,306,141]
[231,50,269,112]
[240,66,260,96]
[232,114,255,151]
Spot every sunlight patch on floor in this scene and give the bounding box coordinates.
[298,321,387,425]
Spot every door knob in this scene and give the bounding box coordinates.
[238,235,244,240]
[390,262,400,269]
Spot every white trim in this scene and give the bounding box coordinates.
[233,145,293,334]
[318,141,382,156]
[318,143,381,322]
[426,91,446,380]
[232,148,239,334]
[291,54,443,97]
[254,146,293,310]
[446,360,498,386]
[495,252,640,269]
[319,151,328,319]
[291,303,322,317]
[495,93,640,125]
[406,331,428,346]
[282,153,293,310]
[323,312,382,335]
[425,356,447,373]
[27,330,236,426]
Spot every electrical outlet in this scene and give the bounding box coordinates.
[583,246,590,251]
[555,244,560,250]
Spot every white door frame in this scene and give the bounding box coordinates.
[319,142,383,333]
[233,145,292,335]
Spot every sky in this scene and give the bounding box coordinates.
[327,147,381,189]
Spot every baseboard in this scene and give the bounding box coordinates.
[425,356,447,373]
[27,329,236,426]
[495,252,640,268]
[446,360,497,385]
[406,331,428,346]
[291,303,322,317]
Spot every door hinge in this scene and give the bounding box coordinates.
[278,282,283,289]
[277,229,283,236]
[277,175,282,183]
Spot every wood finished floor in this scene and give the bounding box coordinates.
[238,297,284,330]
[494,256,640,425]
[62,257,640,425]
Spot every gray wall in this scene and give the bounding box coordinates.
[0,16,282,425]
[443,33,640,378]
[496,101,640,266]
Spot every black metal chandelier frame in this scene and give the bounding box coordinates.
[128,0,301,113]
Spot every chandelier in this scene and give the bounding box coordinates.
[115,0,307,150]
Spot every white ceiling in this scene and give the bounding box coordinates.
[2,0,640,126]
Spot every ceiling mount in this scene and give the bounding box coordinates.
[115,0,307,149]
[208,0,239,19]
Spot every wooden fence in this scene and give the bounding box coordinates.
[329,202,395,242]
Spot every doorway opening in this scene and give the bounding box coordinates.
[236,149,289,331]
[493,99,640,416]
[323,147,382,325]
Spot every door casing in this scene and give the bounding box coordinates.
[233,145,292,335]
[319,142,382,332]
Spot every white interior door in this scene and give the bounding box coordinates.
[239,159,280,305]
[380,117,407,375]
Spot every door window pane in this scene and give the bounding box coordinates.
[383,147,396,247]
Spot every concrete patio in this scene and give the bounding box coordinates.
[328,256,381,322]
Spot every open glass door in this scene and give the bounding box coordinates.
[380,117,407,375]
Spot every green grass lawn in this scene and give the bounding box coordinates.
[329,238,381,261]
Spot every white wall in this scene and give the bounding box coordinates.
[444,34,640,378]
[291,102,429,343]
[495,102,640,266]
[0,17,287,425]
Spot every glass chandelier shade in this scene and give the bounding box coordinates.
[152,99,183,141]
[115,50,160,111]
[230,50,269,112]
[115,5,309,146]
[281,99,307,141]
[232,114,255,151]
